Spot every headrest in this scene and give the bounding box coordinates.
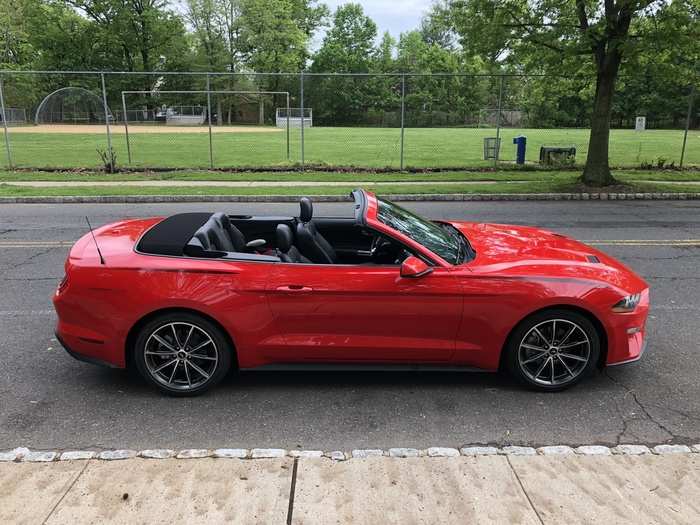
[276,224,294,252]
[299,197,313,222]
[211,212,230,229]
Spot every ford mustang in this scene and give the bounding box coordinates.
[54,189,649,395]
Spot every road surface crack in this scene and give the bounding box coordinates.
[0,247,56,272]
[604,369,678,443]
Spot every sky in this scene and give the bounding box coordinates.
[319,0,433,41]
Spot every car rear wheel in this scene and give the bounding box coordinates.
[505,310,600,392]
[134,313,232,396]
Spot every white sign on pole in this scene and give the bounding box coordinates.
[635,116,646,132]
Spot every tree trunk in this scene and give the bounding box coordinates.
[581,64,619,186]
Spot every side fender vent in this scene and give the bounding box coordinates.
[586,255,601,263]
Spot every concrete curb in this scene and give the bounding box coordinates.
[2,443,699,462]
[1,192,700,204]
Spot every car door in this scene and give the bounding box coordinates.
[264,262,463,363]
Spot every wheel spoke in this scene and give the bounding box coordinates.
[153,359,177,374]
[189,353,217,361]
[534,357,551,379]
[532,327,548,345]
[559,352,587,363]
[559,340,587,349]
[522,350,548,365]
[152,334,176,352]
[183,325,195,349]
[184,361,192,387]
[557,355,575,376]
[551,320,557,344]
[168,360,181,384]
[146,350,176,357]
[521,343,547,352]
[171,324,182,348]
[188,360,211,380]
[559,325,577,346]
[189,339,212,353]
[550,356,555,383]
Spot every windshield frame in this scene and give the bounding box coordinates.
[361,191,466,267]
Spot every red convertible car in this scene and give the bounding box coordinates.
[54,189,649,395]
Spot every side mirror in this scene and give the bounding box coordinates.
[400,256,433,278]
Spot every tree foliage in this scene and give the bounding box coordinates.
[1,0,697,173]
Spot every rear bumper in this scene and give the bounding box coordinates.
[55,331,119,368]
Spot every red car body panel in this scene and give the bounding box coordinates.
[54,191,649,372]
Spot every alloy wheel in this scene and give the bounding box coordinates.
[144,322,219,391]
[517,319,591,386]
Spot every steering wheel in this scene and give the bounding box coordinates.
[370,235,391,257]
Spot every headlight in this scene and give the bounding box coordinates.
[612,293,642,313]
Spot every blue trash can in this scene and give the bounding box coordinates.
[513,135,527,165]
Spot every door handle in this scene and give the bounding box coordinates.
[275,285,313,293]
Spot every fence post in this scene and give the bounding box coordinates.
[300,71,305,169]
[680,84,695,168]
[400,74,406,171]
[0,74,13,169]
[100,73,114,171]
[286,92,290,161]
[206,74,214,169]
[494,75,504,169]
[121,91,132,164]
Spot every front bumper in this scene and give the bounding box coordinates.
[607,338,647,367]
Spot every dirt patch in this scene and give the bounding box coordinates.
[7,124,283,134]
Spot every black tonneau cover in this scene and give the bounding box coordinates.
[137,213,212,256]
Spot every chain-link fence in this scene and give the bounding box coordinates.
[0,70,697,171]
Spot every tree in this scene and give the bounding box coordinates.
[442,0,683,186]
[238,0,327,73]
[311,3,377,73]
[0,0,38,69]
[309,3,378,124]
[66,0,192,73]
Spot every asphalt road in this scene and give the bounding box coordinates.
[1,200,699,451]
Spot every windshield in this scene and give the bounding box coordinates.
[376,197,464,264]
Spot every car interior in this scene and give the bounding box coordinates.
[183,197,412,266]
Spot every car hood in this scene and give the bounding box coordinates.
[447,221,648,292]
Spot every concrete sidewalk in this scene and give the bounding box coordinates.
[2,453,699,524]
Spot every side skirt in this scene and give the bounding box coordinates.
[239,363,491,373]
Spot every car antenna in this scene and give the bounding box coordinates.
[85,216,105,265]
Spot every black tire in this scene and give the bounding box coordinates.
[133,312,233,396]
[504,309,600,392]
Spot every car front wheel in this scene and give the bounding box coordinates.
[134,313,232,396]
[505,310,600,392]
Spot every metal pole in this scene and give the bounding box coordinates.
[680,84,695,168]
[0,75,12,169]
[400,74,406,171]
[494,75,504,169]
[206,74,214,169]
[100,73,114,171]
[286,93,290,161]
[121,91,132,164]
[300,71,305,169]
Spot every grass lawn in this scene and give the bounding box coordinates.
[1,178,698,197]
[1,126,696,170]
[1,169,698,184]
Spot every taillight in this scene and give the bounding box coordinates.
[58,274,69,293]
